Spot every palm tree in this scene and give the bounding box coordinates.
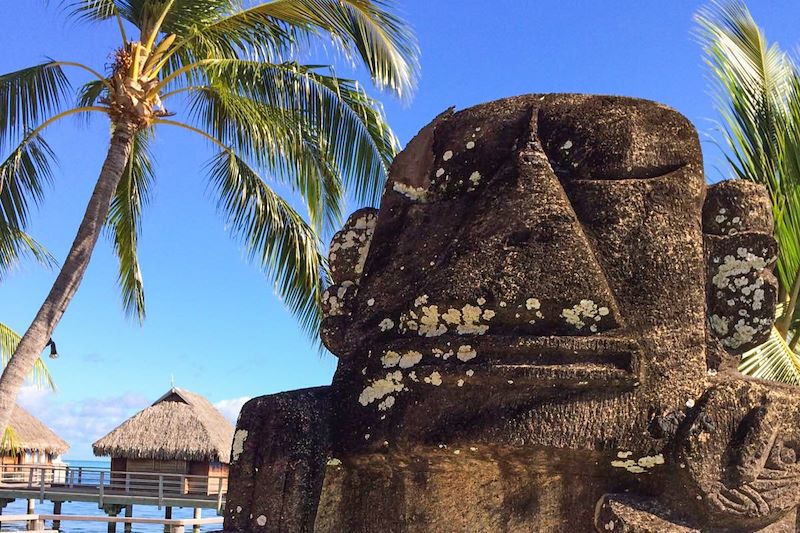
[697,1,800,384]
[0,1,418,436]
[0,231,57,451]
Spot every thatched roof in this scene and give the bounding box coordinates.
[3,405,69,455]
[92,387,234,463]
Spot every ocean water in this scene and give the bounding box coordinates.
[0,460,223,533]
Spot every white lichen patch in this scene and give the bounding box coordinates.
[561,140,573,150]
[381,350,401,368]
[442,308,462,325]
[435,168,445,178]
[685,399,696,408]
[377,395,396,411]
[617,451,633,459]
[359,371,404,406]
[379,318,395,332]
[526,298,541,310]
[329,213,376,277]
[257,515,267,526]
[709,248,773,348]
[399,350,423,368]
[432,348,454,360]
[327,458,342,466]
[443,150,454,161]
[424,371,443,386]
[469,171,481,188]
[367,298,375,306]
[466,141,476,150]
[231,429,248,462]
[456,345,477,362]
[611,453,665,474]
[457,379,465,387]
[466,369,475,377]
[393,181,428,202]
[561,299,608,330]
[418,305,447,337]
[322,281,356,317]
[401,299,494,337]
[711,251,767,290]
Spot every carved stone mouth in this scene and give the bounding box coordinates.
[364,334,640,389]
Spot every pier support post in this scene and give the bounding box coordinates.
[164,506,172,533]
[102,504,123,533]
[26,499,34,530]
[193,508,201,533]
[52,501,62,530]
[124,505,132,533]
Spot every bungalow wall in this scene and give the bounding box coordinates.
[109,457,228,495]
[187,461,228,495]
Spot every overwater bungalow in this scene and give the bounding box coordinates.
[92,387,233,495]
[0,405,68,466]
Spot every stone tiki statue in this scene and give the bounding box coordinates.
[223,94,800,532]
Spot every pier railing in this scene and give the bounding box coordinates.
[0,464,227,509]
[0,513,223,533]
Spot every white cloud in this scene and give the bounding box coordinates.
[214,397,250,425]
[13,388,249,459]
[17,387,149,460]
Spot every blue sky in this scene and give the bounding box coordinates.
[0,0,797,458]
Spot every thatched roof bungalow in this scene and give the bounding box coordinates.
[92,388,233,495]
[1,405,69,465]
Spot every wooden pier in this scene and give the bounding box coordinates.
[0,464,227,531]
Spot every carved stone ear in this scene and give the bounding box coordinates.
[321,208,378,355]
[703,181,778,355]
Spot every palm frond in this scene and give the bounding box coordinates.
[740,327,800,385]
[207,149,327,338]
[63,0,122,22]
[0,426,22,455]
[184,83,344,232]
[0,61,72,151]
[189,60,397,207]
[105,129,154,322]
[77,79,109,108]
[0,134,57,231]
[201,0,419,98]
[0,224,57,280]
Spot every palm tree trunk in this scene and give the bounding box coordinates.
[0,120,137,434]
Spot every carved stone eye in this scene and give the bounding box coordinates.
[537,97,695,181]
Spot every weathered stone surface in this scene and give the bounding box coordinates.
[225,388,330,533]
[224,94,792,532]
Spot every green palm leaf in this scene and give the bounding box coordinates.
[0,225,56,279]
[185,83,344,233]
[739,327,800,385]
[190,60,397,206]
[0,133,57,231]
[199,0,419,98]
[207,149,327,337]
[105,129,154,322]
[0,62,71,151]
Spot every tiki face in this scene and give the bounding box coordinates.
[320,94,777,450]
